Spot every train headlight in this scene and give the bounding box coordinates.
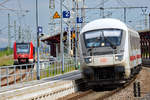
[84,57,92,63]
[115,54,123,61]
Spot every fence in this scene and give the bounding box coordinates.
[0,58,77,88]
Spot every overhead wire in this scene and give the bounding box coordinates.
[116,0,128,7]
[0,0,29,41]
[94,0,111,18]
[94,0,110,8]
[0,0,28,13]
[0,0,16,12]
[0,4,17,12]
[120,0,128,6]
[0,0,11,5]
[17,0,22,25]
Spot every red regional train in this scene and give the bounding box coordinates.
[13,42,35,65]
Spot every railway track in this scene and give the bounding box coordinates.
[58,73,138,100]
[0,66,32,87]
[2,68,150,100]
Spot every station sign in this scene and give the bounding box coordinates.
[38,26,42,33]
[63,11,70,18]
[53,11,60,19]
[77,17,83,23]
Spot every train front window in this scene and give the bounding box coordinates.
[16,44,30,53]
[84,29,122,48]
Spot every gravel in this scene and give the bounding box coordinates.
[104,67,150,100]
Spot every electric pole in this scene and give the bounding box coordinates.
[36,0,40,80]
[49,0,55,9]
[149,14,150,30]
[124,8,126,23]
[141,8,148,29]
[75,0,78,69]
[18,25,21,42]
[8,13,11,49]
[60,0,64,72]
[49,0,55,36]
[102,0,104,18]
[14,20,17,41]
[81,0,85,28]
[144,14,148,29]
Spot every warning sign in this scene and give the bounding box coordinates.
[53,11,60,19]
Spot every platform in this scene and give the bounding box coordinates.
[0,70,81,100]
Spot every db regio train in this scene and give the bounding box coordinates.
[79,18,142,85]
[13,42,35,65]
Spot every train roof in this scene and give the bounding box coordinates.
[80,18,128,34]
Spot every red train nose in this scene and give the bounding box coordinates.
[17,54,29,58]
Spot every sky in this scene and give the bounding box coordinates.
[0,0,150,48]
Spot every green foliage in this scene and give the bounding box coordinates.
[0,48,13,57]
[0,55,13,66]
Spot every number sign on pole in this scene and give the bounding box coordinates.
[77,17,83,23]
[63,11,70,18]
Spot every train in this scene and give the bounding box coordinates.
[13,42,35,65]
[79,18,142,85]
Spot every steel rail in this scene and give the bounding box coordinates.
[59,74,138,100]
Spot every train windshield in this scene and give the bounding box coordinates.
[16,43,30,53]
[84,29,122,48]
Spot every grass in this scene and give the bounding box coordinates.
[0,55,13,66]
[0,48,13,66]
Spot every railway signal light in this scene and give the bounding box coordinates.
[72,33,76,39]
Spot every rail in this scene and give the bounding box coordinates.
[0,57,77,88]
[58,73,138,100]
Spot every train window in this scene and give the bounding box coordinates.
[85,31,102,39]
[103,30,121,37]
[84,29,122,48]
[85,30,102,47]
[130,34,134,50]
[16,44,30,53]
